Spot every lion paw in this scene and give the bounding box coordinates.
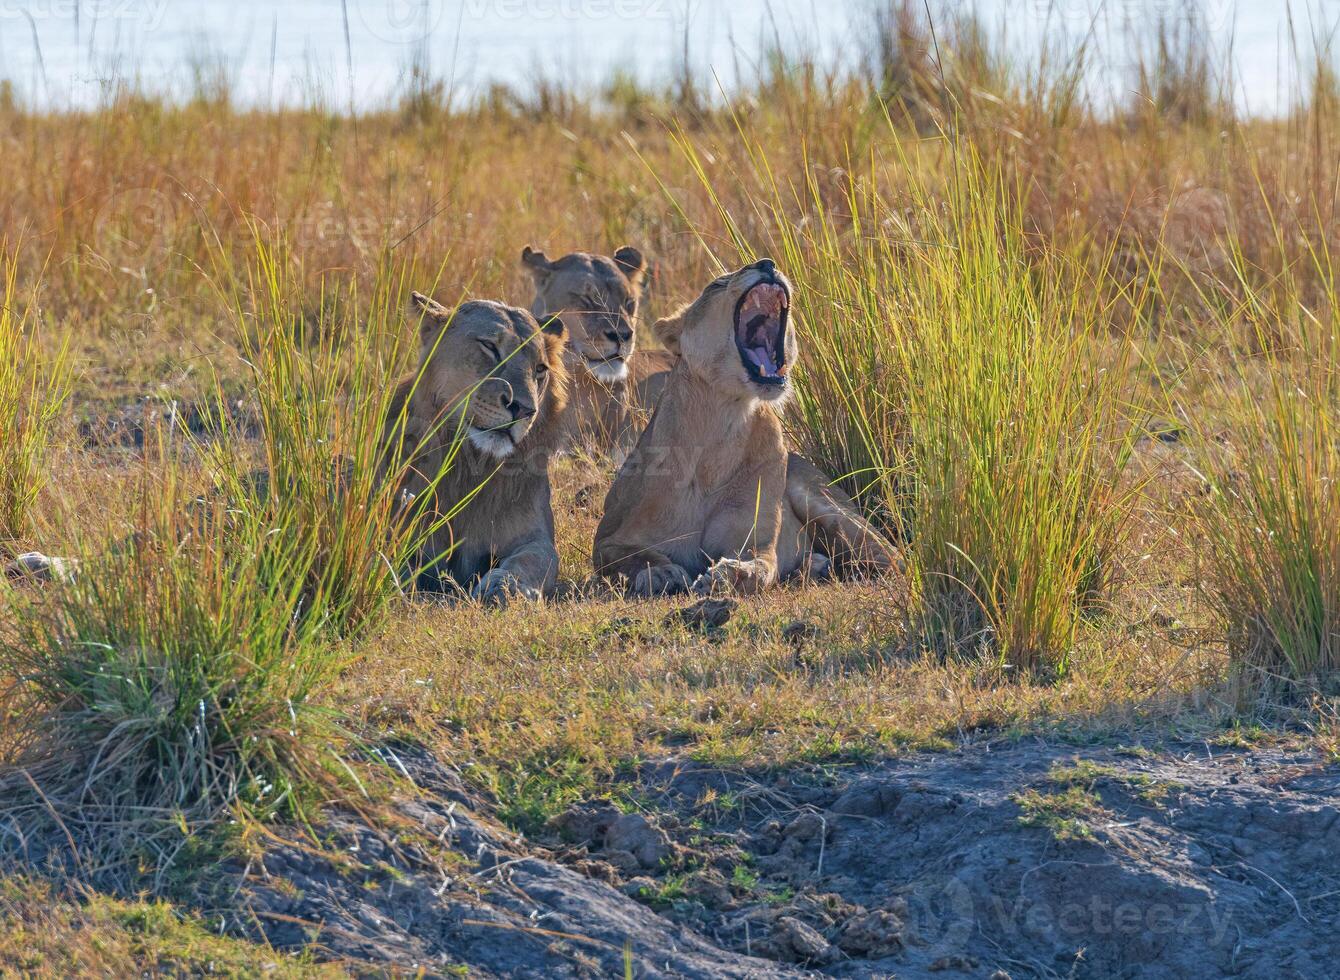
[692,558,772,596]
[631,563,691,598]
[798,552,833,583]
[470,569,542,607]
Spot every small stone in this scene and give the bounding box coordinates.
[4,552,76,582]
[546,800,622,846]
[783,812,826,842]
[782,620,821,644]
[671,597,737,633]
[837,909,905,957]
[603,814,672,869]
[771,916,838,965]
[831,780,902,817]
[621,876,658,898]
[603,848,642,874]
[684,870,732,908]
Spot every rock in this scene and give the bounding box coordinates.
[603,813,672,869]
[671,597,737,633]
[831,779,902,817]
[621,876,658,898]
[781,620,821,644]
[685,870,733,908]
[783,812,826,842]
[837,909,905,957]
[4,552,77,583]
[603,848,643,874]
[769,916,838,965]
[546,800,622,846]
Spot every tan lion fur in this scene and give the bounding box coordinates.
[592,260,898,597]
[386,293,570,603]
[522,245,674,455]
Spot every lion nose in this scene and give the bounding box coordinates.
[508,399,536,422]
[753,257,777,276]
[604,327,632,346]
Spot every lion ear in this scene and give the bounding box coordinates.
[540,318,568,365]
[537,313,566,340]
[410,290,452,321]
[613,245,647,287]
[653,308,686,357]
[410,291,453,343]
[521,245,555,282]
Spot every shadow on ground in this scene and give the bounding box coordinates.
[224,739,1337,978]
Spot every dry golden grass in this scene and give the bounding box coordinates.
[0,875,340,977]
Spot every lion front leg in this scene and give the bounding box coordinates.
[594,549,693,598]
[471,537,557,607]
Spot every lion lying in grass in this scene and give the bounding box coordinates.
[592,259,899,597]
[5,295,572,607]
[522,245,675,454]
[387,293,570,604]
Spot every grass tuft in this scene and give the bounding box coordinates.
[0,245,70,549]
[1191,244,1340,698]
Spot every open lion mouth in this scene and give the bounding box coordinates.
[734,279,789,385]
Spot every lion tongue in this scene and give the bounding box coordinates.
[748,345,778,376]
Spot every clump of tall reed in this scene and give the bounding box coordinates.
[665,132,1139,675]
[0,246,70,548]
[1187,237,1340,699]
[0,240,461,888]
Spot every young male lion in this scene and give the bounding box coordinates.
[387,293,569,604]
[592,259,898,597]
[522,245,675,454]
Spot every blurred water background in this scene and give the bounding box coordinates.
[0,0,1336,114]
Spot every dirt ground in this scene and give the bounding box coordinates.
[225,737,1337,979]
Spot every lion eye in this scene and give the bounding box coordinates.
[535,362,548,380]
[478,339,501,362]
[622,298,636,314]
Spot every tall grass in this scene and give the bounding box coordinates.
[1189,238,1340,697]
[0,243,462,887]
[887,169,1138,673]
[0,247,70,548]
[206,235,458,635]
[0,447,346,887]
[664,129,1139,674]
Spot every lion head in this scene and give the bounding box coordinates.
[521,245,649,385]
[408,293,568,459]
[652,258,795,405]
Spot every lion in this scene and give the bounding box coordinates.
[592,258,899,597]
[522,244,675,454]
[387,293,570,604]
[5,295,572,607]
